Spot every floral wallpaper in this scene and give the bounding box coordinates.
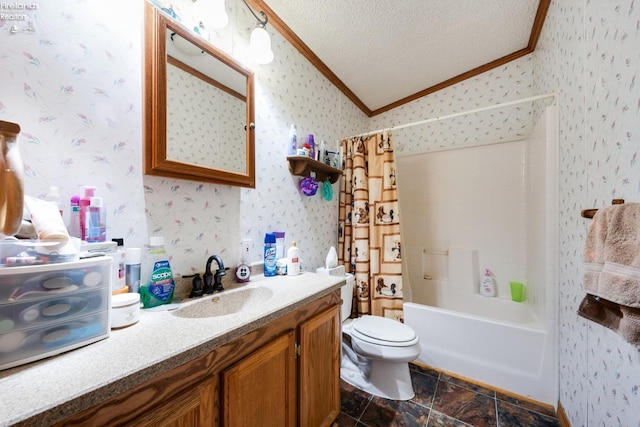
[2,0,639,423]
[533,0,640,425]
[0,0,368,282]
[370,55,540,155]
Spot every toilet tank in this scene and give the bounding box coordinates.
[340,273,354,321]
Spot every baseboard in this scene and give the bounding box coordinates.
[557,401,571,427]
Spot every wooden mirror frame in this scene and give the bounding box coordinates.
[144,2,256,188]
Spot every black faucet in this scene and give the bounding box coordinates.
[184,273,204,298]
[203,255,226,294]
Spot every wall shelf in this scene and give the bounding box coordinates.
[286,156,342,184]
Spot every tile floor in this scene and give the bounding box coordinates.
[334,364,560,427]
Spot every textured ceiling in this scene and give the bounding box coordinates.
[262,0,541,112]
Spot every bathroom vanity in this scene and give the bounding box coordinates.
[0,273,344,427]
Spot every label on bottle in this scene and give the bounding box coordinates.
[264,245,277,276]
[148,260,175,301]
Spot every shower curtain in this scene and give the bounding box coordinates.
[338,132,404,322]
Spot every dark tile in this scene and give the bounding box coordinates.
[495,392,557,418]
[410,369,439,408]
[427,410,473,427]
[410,363,441,379]
[333,412,360,427]
[432,381,497,427]
[496,400,560,427]
[340,380,373,419]
[439,373,496,399]
[359,396,430,427]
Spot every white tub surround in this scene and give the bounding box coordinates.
[397,105,558,406]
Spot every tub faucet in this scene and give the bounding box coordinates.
[203,255,226,294]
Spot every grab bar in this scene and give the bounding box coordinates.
[581,199,624,219]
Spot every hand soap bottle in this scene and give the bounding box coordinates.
[480,268,496,297]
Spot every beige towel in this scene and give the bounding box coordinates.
[579,203,640,346]
[583,203,640,306]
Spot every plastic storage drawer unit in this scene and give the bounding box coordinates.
[0,256,111,371]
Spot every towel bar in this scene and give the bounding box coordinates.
[581,199,625,219]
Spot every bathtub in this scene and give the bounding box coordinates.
[404,280,556,405]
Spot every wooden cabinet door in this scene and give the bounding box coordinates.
[298,305,341,427]
[221,330,296,427]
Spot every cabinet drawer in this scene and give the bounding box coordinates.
[0,257,112,371]
[0,288,107,332]
[0,310,109,370]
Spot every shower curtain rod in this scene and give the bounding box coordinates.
[349,92,556,139]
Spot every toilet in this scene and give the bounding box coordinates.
[339,274,420,400]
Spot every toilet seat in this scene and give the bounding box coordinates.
[350,315,418,347]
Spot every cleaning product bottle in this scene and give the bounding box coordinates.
[286,241,301,276]
[264,233,277,277]
[286,124,297,156]
[480,268,496,297]
[140,236,175,308]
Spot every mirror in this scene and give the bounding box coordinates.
[144,2,255,187]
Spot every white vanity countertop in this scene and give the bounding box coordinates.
[0,272,345,427]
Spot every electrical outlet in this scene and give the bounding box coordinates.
[241,239,251,262]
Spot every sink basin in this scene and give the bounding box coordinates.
[172,287,273,318]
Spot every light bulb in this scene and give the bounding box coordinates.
[194,0,228,29]
[249,25,274,64]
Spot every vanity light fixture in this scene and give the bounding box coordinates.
[242,0,274,64]
[193,0,229,29]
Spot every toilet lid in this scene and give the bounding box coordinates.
[352,315,417,344]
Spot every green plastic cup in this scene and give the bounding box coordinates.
[510,282,524,302]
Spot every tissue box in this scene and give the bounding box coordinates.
[316,266,345,277]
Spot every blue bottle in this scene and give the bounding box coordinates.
[264,233,277,277]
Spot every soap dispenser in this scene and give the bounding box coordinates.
[480,268,496,297]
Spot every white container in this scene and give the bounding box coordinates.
[286,241,301,276]
[0,256,111,371]
[110,293,140,329]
